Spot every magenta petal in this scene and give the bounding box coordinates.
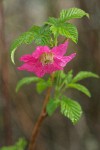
[32,46,50,58]
[18,58,39,72]
[18,63,35,72]
[52,40,69,56]
[32,63,46,77]
[19,54,35,62]
[34,68,46,77]
[59,53,76,67]
[44,63,62,74]
[17,42,76,77]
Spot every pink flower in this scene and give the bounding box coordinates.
[18,41,76,77]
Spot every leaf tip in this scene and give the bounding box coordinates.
[11,48,16,64]
[15,87,19,93]
[86,13,89,18]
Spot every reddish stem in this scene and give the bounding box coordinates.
[28,75,54,150]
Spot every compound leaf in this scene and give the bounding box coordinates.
[30,25,52,46]
[10,32,34,64]
[10,25,52,64]
[50,22,78,43]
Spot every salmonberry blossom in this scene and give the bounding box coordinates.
[18,41,76,77]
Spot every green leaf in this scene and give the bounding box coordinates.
[16,138,27,149]
[47,18,61,37]
[60,7,89,22]
[30,25,52,46]
[65,70,73,84]
[50,22,78,43]
[16,77,40,92]
[36,79,51,94]
[60,71,66,79]
[10,32,34,64]
[46,17,58,26]
[10,25,52,64]
[68,83,91,97]
[0,138,27,150]
[46,99,60,116]
[59,23,78,43]
[72,71,99,83]
[61,96,82,124]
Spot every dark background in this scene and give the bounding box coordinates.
[0,0,100,150]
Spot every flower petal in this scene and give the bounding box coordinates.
[32,46,50,58]
[18,63,35,72]
[54,53,76,67]
[17,42,76,77]
[52,40,69,56]
[32,62,46,77]
[18,58,39,72]
[44,63,63,74]
[19,54,35,62]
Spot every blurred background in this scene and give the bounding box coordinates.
[0,0,100,150]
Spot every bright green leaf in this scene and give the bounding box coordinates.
[36,79,51,94]
[65,70,73,84]
[50,22,78,43]
[60,8,89,22]
[61,96,82,124]
[58,23,78,43]
[46,99,60,116]
[60,71,66,79]
[72,71,99,83]
[16,77,40,92]
[0,138,27,150]
[68,83,91,97]
[46,17,58,26]
[10,25,52,64]
[31,25,52,46]
[10,32,34,64]
[46,17,78,43]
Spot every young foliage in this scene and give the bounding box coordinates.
[72,71,99,83]
[10,25,52,64]
[36,78,51,94]
[68,83,91,97]
[58,70,99,98]
[30,25,52,46]
[10,32,34,64]
[65,70,73,84]
[10,7,89,64]
[46,7,89,43]
[60,7,89,22]
[0,138,27,150]
[47,19,78,43]
[46,99,60,116]
[16,76,40,92]
[61,96,82,124]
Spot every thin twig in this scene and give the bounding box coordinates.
[28,74,54,150]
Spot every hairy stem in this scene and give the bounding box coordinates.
[28,74,54,150]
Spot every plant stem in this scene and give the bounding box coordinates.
[28,74,54,150]
[54,35,58,46]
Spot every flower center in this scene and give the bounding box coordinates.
[40,52,54,65]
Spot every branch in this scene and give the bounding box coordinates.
[28,74,54,150]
